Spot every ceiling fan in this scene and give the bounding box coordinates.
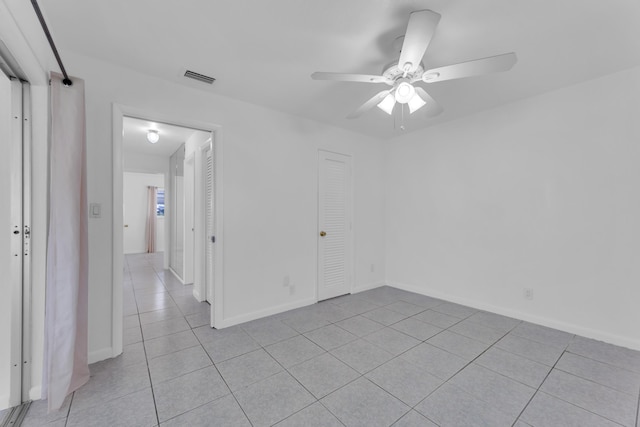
[311,9,517,119]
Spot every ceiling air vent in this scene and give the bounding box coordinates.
[184,70,215,84]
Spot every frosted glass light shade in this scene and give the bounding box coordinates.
[408,93,426,113]
[377,93,396,115]
[395,82,415,104]
[147,130,159,143]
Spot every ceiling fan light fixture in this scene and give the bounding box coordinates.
[147,129,159,144]
[395,81,415,104]
[377,93,396,115]
[408,93,426,113]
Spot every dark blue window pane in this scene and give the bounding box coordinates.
[157,189,165,216]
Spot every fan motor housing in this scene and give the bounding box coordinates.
[382,60,425,83]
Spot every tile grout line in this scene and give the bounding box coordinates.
[256,297,511,425]
[122,257,640,427]
[399,320,516,426]
[211,301,386,425]
[636,390,640,427]
[514,336,632,427]
[236,322,335,424]
[63,391,74,427]
[131,257,162,426]
[552,362,640,397]
[128,257,160,424]
[191,325,256,427]
[143,256,218,425]
[140,326,161,427]
[509,342,569,427]
[267,300,491,425]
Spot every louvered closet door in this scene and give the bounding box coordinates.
[204,143,215,305]
[318,150,353,301]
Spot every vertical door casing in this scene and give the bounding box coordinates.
[0,74,24,408]
[21,82,32,402]
[183,155,195,284]
[317,150,353,301]
[204,142,215,307]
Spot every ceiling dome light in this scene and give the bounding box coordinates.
[147,130,159,144]
[377,92,396,115]
[394,81,415,104]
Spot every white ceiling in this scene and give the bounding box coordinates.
[123,116,204,157]
[41,0,640,139]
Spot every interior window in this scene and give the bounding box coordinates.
[156,188,165,216]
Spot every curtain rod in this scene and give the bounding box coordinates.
[30,0,72,86]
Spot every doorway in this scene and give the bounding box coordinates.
[113,107,223,356]
[317,150,353,301]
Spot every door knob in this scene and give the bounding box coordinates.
[319,231,326,237]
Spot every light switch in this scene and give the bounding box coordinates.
[90,203,101,218]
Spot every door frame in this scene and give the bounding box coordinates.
[1,73,25,409]
[316,149,354,302]
[112,105,224,357]
[183,153,195,286]
[193,135,217,307]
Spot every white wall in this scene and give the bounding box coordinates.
[386,66,640,350]
[123,172,165,254]
[61,51,387,360]
[124,151,169,174]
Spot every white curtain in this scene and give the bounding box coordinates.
[146,186,157,253]
[42,72,89,411]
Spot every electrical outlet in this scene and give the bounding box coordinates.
[524,288,534,300]
[283,275,290,287]
[289,284,295,295]
[370,264,375,273]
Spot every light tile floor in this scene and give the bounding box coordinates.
[21,252,640,427]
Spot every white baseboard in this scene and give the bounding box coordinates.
[193,287,203,302]
[88,347,115,365]
[217,283,385,330]
[388,281,640,351]
[220,297,317,328]
[29,385,42,401]
[169,268,185,285]
[353,281,385,293]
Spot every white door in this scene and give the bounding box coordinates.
[204,142,215,306]
[184,156,195,284]
[0,72,25,409]
[317,150,353,301]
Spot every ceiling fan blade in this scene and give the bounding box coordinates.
[347,90,392,119]
[311,72,391,84]
[398,10,441,73]
[414,87,443,117]
[421,52,517,83]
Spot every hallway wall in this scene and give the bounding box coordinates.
[123,172,165,254]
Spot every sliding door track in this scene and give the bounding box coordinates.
[1,402,31,427]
